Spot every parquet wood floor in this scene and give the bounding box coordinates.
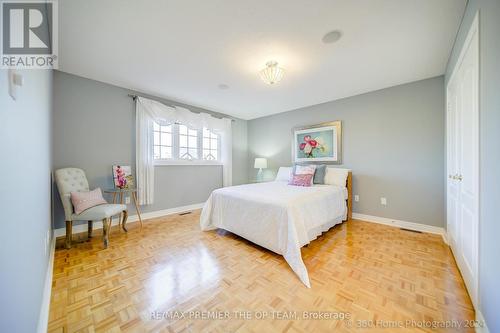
[48,211,475,333]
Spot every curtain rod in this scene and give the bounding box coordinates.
[127,93,236,122]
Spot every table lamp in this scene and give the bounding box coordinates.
[254,157,267,181]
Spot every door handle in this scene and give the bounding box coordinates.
[456,174,463,181]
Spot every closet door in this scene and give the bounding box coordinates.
[446,13,479,308]
[446,83,459,252]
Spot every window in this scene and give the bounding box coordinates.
[203,128,218,161]
[179,124,198,160]
[153,122,219,164]
[153,123,172,159]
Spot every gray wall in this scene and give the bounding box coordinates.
[52,71,247,229]
[446,1,500,331]
[0,69,53,332]
[232,116,249,185]
[248,77,445,227]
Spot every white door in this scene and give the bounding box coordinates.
[446,13,479,308]
[446,84,459,251]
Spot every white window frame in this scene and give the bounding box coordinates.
[153,122,222,166]
[178,124,199,160]
[202,127,220,162]
[153,123,173,160]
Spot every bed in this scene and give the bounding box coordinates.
[200,168,352,287]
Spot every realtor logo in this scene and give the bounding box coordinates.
[1,0,58,68]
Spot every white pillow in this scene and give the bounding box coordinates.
[324,167,350,187]
[275,167,292,182]
[294,164,316,175]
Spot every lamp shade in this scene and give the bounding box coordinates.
[254,158,268,169]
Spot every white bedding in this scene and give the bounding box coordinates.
[200,181,347,287]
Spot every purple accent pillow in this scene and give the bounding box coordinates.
[288,174,314,187]
[70,188,107,215]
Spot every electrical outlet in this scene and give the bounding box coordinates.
[125,196,131,204]
[354,195,359,202]
[381,197,387,206]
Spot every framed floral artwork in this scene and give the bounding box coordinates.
[112,165,134,189]
[292,121,342,164]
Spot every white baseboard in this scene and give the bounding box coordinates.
[36,231,55,333]
[441,230,449,245]
[475,310,490,333]
[351,212,447,242]
[53,203,205,237]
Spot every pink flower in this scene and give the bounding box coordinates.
[309,139,318,147]
[118,177,127,188]
[303,135,311,142]
[299,143,306,150]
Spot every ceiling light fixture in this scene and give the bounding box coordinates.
[259,61,285,85]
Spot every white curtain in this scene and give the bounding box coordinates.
[219,118,232,188]
[135,96,232,205]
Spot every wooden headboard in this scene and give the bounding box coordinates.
[346,171,352,221]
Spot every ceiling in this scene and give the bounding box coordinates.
[58,0,466,120]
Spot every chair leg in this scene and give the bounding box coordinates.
[122,210,128,232]
[65,221,72,249]
[102,218,109,248]
[88,221,93,239]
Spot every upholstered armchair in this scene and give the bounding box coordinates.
[55,168,128,249]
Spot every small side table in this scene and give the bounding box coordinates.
[104,188,143,230]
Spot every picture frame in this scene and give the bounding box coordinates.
[112,165,134,189]
[292,121,342,164]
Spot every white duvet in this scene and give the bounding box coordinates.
[200,181,347,287]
